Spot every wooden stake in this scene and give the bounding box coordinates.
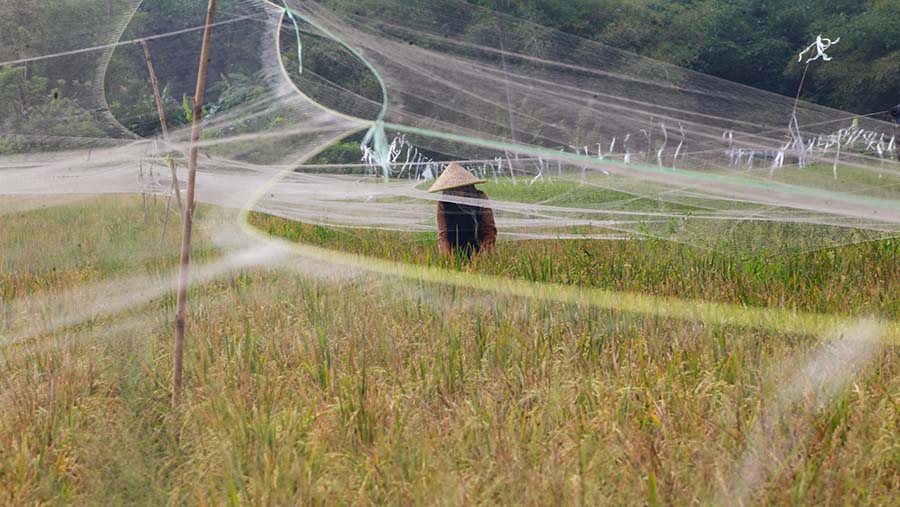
[140,160,148,224]
[140,39,184,215]
[160,171,174,248]
[173,0,217,406]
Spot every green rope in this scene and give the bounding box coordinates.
[274,0,391,179]
[300,15,390,179]
[280,0,303,74]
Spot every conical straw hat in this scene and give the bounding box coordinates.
[427,162,487,193]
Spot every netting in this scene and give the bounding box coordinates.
[1,0,898,252]
[3,3,900,502]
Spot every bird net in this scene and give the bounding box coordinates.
[2,0,899,252]
[4,5,900,503]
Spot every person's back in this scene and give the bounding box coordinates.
[441,192,482,254]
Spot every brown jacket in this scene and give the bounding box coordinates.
[437,191,497,254]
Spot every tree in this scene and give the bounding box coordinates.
[0,67,105,154]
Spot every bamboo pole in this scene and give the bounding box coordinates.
[140,39,184,214]
[140,160,148,224]
[792,62,811,118]
[160,164,174,247]
[173,0,217,406]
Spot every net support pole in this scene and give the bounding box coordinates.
[140,39,184,215]
[494,0,520,183]
[792,62,811,117]
[895,124,899,162]
[173,0,217,406]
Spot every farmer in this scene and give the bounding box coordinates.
[427,162,497,257]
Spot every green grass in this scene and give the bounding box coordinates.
[2,195,899,505]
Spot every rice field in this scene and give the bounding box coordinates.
[2,195,899,505]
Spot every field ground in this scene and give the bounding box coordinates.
[1,195,899,505]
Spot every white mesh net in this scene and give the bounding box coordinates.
[1,0,898,252]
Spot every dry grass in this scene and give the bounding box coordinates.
[248,212,900,319]
[1,196,898,505]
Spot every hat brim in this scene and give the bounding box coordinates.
[427,179,488,193]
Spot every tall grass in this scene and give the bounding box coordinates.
[248,212,900,319]
[2,196,898,505]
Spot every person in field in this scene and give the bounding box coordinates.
[427,162,497,258]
